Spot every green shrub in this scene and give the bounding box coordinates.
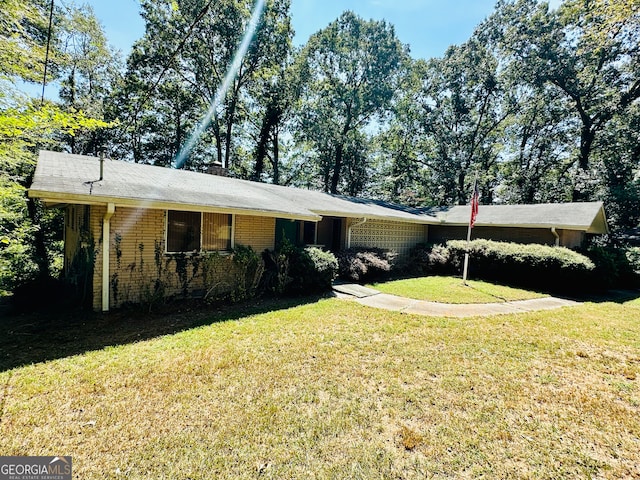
[627,247,640,274]
[406,243,452,275]
[336,247,397,282]
[445,239,596,293]
[201,245,264,303]
[262,240,338,295]
[305,247,339,291]
[261,249,290,294]
[580,246,631,289]
[230,244,264,302]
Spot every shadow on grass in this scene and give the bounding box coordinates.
[563,288,640,304]
[367,273,640,305]
[0,294,326,373]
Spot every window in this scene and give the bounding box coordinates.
[167,210,201,253]
[302,221,317,245]
[202,213,232,251]
[166,211,233,253]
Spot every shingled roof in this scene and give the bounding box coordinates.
[28,151,435,224]
[29,151,609,234]
[421,203,609,234]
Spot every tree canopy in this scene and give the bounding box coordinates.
[1,0,639,296]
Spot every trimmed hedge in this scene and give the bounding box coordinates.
[262,241,338,295]
[409,239,597,293]
[406,243,450,276]
[336,247,397,282]
[447,239,595,292]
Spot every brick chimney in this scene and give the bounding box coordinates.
[206,161,228,177]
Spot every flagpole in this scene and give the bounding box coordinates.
[462,173,478,285]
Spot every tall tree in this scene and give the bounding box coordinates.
[295,11,406,194]
[488,0,640,199]
[593,104,640,231]
[419,38,512,205]
[249,57,299,184]
[372,58,434,205]
[56,3,119,155]
[0,1,108,291]
[115,0,293,170]
[0,0,49,83]
[498,84,576,203]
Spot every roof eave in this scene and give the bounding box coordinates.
[311,210,435,224]
[437,221,594,231]
[28,190,321,222]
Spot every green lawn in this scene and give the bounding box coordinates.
[1,295,639,479]
[369,275,548,303]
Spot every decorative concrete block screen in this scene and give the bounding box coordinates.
[350,219,427,257]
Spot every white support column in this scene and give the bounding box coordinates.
[102,203,115,312]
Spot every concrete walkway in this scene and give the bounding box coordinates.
[333,283,580,318]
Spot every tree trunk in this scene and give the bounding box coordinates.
[330,142,343,194]
[457,171,467,205]
[578,124,595,170]
[271,127,280,185]
[253,113,271,181]
[212,119,223,167]
[224,96,238,170]
[26,197,50,280]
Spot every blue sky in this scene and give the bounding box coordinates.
[88,0,561,60]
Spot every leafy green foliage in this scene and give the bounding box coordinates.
[230,244,265,302]
[109,0,292,171]
[581,245,640,290]
[0,0,48,83]
[0,0,111,297]
[0,101,108,295]
[336,247,397,282]
[405,243,451,276]
[626,247,640,274]
[263,240,337,294]
[304,247,339,291]
[294,11,407,194]
[413,240,598,293]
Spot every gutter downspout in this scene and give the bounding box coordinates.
[102,203,115,312]
[347,218,367,249]
[551,227,560,247]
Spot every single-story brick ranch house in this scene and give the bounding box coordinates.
[29,151,609,311]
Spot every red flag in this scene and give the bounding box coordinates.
[470,180,479,228]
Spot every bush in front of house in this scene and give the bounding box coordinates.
[445,239,596,293]
[406,243,452,275]
[627,247,640,274]
[230,244,265,301]
[304,247,339,291]
[581,245,640,290]
[336,247,397,282]
[262,240,338,295]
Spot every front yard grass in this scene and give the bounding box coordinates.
[369,275,548,303]
[1,295,639,479]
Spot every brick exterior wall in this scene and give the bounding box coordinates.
[350,219,428,257]
[428,225,585,248]
[88,206,277,310]
[90,204,106,310]
[235,215,275,253]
